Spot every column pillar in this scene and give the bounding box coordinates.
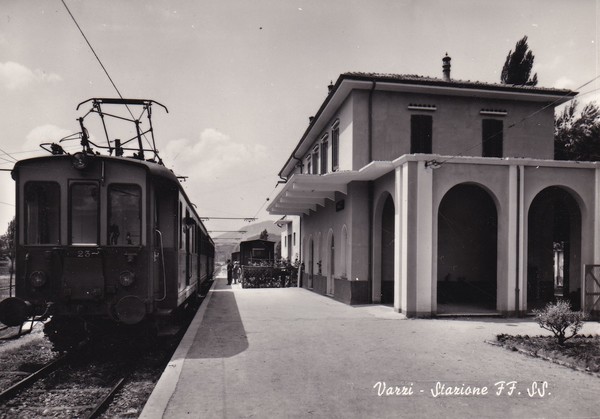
[400,160,434,317]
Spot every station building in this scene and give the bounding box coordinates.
[276,216,301,264]
[267,56,600,317]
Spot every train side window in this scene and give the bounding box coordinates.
[70,183,99,245]
[108,184,142,246]
[179,202,183,249]
[24,182,60,245]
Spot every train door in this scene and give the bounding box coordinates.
[153,192,161,301]
[185,209,191,286]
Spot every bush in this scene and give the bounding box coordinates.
[241,266,298,288]
[533,300,587,345]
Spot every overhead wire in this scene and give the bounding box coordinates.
[0,147,18,163]
[251,182,281,220]
[60,0,154,151]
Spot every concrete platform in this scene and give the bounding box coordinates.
[141,273,600,419]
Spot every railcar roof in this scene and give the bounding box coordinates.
[12,154,178,182]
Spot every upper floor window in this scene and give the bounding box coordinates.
[306,157,312,175]
[24,182,60,245]
[410,115,432,154]
[321,135,329,174]
[70,182,99,245]
[482,119,503,158]
[312,146,320,174]
[332,121,339,171]
[108,184,141,246]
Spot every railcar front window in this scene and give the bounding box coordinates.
[24,182,60,244]
[70,183,99,245]
[108,184,141,246]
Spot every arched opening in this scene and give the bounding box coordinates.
[527,187,582,311]
[381,195,395,304]
[437,184,498,313]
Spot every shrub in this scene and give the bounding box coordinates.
[533,300,587,345]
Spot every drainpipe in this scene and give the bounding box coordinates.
[367,81,376,302]
[368,182,374,302]
[292,154,304,174]
[277,175,287,187]
[298,216,302,287]
[515,165,521,316]
[368,81,376,163]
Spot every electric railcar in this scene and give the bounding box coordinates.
[0,98,214,340]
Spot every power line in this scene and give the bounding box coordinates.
[60,0,153,151]
[200,217,257,222]
[0,147,18,163]
[251,182,281,220]
[60,0,124,102]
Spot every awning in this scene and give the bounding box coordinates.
[267,161,395,215]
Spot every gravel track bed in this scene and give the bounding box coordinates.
[0,321,188,418]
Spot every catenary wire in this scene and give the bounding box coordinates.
[60,0,154,151]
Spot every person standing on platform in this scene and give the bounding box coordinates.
[226,259,233,285]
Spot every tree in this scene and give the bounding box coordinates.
[0,218,15,262]
[259,229,269,240]
[555,100,600,161]
[500,36,538,86]
[0,218,15,285]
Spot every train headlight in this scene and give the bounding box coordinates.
[118,270,136,287]
[30,271,47,288]
[72,152,89,170]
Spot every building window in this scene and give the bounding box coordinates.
[24,182,60,245]
[312,146,320,174]
[321,136,328,174]
[482,119,503,158]
[293,232,296,246]
[331,124,339,171]
[108,184,141,245]
[307,159,311,175]
[410,115,432,154]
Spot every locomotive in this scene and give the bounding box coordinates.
[0,98,214,341]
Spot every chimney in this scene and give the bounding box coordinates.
[442,53,451,82]
[327,81,334,93]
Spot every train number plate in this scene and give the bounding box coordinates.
[65,249,101,258]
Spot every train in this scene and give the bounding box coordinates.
[0,98,214,344]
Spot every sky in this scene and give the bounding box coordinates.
[0,0,598,236]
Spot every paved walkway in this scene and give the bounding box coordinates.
[142,274,600,419]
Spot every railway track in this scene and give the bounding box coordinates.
[0,345,133,418]
[0,282,212,416]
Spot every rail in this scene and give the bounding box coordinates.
[0,353,70,402]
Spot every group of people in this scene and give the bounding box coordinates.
[226,259,241,285]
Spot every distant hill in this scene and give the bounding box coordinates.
[212,219,284,263]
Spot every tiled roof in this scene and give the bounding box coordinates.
[341,72,576,95]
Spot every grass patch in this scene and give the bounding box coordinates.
[493,333,600,375]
